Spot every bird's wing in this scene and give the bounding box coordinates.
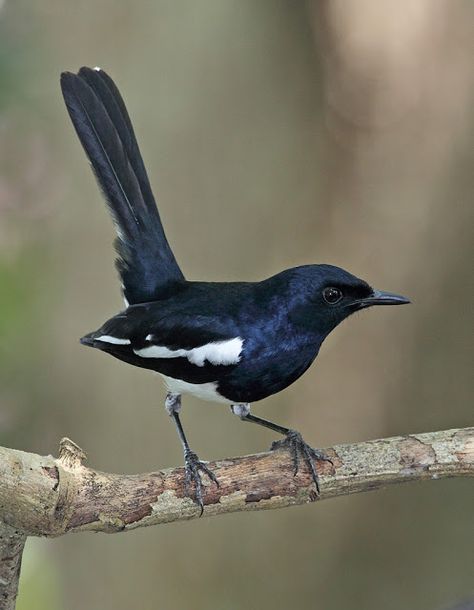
[82,308,244,371]
[61,67,184,305]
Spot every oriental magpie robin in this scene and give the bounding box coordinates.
[61,67,410,512]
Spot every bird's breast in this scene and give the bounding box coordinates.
[217,332,322,403]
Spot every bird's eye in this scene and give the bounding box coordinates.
[323,287,343,305]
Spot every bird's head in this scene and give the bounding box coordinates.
[285,264,410,338]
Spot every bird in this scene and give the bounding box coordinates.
[60,66,410,512]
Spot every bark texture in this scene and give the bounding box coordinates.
[0,523,26,610]
[1,427,472,609]
[0,428,472,538]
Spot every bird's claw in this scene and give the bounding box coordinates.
[271,430,332,495]
[184,449,219,515]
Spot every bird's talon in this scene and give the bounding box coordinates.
[183,450,218,513]
[270,429,329,495]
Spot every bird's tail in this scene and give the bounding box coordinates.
[60,66,185,304]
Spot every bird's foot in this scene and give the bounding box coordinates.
[184,449,219,515]
[271,430,333,495]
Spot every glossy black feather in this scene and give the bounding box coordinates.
[80,266,379,402]
[77,68,158,221]
[63,67,410,408]
[60,69,184,304]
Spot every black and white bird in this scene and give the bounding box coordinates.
[61,67,410,511]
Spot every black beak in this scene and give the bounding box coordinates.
[357,289,411,308]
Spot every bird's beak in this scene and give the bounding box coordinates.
[357,289,411,308]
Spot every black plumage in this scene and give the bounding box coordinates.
[61,67,183,304]
[61,67,410,511]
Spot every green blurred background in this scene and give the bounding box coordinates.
[1,1,472,609]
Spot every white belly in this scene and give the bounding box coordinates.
[158,373,229,404]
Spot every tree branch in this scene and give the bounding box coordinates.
[0,523,26,610]
[1,427,472,608]
[0,428,471,539]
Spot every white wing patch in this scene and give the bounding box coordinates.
[95,335,131,345]
[134,337,243,367]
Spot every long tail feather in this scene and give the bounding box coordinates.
[60,67,184,304]
[77,67,156,211]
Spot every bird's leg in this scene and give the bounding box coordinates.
[166,393,218,514]
[231,406,332,495]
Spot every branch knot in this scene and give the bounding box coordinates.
[58,438,87,469]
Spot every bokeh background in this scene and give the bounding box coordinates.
[1,1,473,609]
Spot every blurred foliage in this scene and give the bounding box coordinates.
[0,1,473,610]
